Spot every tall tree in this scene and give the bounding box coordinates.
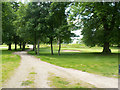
[11,2,20,50]
[2,2,15,50]
[24,2,50,54]
[49,2,74,55]
[69,2,120,54]
[15,2,27,51]
[46,3,56,55]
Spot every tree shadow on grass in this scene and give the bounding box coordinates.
[28,51,119,58]
[2,48,29,55]
[27,47,119,58]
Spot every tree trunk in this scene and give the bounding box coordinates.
[102,16,111,54]
[117,44,120,48]
[37,39,40,55]
[58,38,61,55]
[102,42,111,54]
[22,42,25,51]
[15,42,17,50]
[34,43,37,54]
[50,37,54,55]
[34,31,37,54]
[20,43,22,49]
[33,44,34,51]
[8,43,11,50]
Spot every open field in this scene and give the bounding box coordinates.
[28,44,119,78]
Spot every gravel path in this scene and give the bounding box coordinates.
[3,49,118,88]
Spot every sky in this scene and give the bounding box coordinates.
[71,29,83,44]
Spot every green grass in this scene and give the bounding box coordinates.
[0,44,8,47]
[28,44,118,78]
[1,44,26,83]
[29,72,37,74]
[1,44,30,84]
[0,44,30,49]
[48,73,95,88]
[0,50,1,88]
[2,50,21,83]
[21,70,36,87]
[21,80,34,86]
[60,44,118,53]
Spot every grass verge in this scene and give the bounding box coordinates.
[2,50,21,83]
[1,44,29,84]
[48,73,95,88]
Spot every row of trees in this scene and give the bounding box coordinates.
[2,2,74,55]
[2,2,120,54]
[2,2,19,50]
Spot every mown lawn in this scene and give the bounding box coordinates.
[28,44,118,78]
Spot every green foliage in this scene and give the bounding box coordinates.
[2,2,119,53]
[49,2,73,43]
[2,2,15,45]
[15,2,27,43]
[21,80,34,86]
[2,2,75,53]
[24,2,51,43]
[2,2,22,50]
[69,2,120,53]
[29,72,37,74]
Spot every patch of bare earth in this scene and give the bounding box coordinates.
[3,49,118,88]
[62,50,80,52]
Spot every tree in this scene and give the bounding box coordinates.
[46,2,72,55]
[69,2,120,54]
[22,2,38,52]
[15,2,27,51]
[57,25,74,55]
[50,2,66,55]
[2,2,15,50]
[24,2,51,55]
[36,2,51,55]
[50,2,75,55]
[2,2,22,50]
[45,3,56,55]
[11,2,20,50]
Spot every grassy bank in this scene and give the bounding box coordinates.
[28,44,118,78]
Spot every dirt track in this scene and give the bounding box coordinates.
[3,49,118,88]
